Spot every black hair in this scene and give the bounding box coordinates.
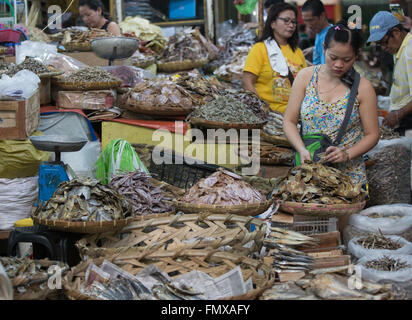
[260,2,299,51]
[301,0,325,17]
[324,20,364,86]
[264,0,284,9]
[78,0,110,19]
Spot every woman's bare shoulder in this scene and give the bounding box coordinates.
[295,65,315,85]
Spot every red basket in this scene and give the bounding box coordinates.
[0,30,21,43]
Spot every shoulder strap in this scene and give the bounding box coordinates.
[101,19,111,31]
[334,70,361,145]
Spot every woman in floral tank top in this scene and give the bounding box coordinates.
[283,22,379,186]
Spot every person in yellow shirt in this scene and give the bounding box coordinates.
[243,2,307,113]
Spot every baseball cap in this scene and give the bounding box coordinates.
[367,11,400,43]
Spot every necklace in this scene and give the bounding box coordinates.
[318,66,341,94]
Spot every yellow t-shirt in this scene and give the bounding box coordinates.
[243,42,307,113]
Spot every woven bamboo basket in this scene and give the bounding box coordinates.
[63,42,92,52]
[157,58,208,72]
[131,59,156,69]
[279,200,367,217]
[122,98,194,116]
[56,79,123,91]
[9,259,69,300]
[171,199,273,216]
[64,250,274,300]
[32,216,132,234]
[260,130,292,148]
[76,213,268,259]
[190,117,266,130]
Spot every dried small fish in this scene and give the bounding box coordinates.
[64,66,121,84]
[356,233,404,250]
[368,212,401,220]
[0,57,50,77]
[365,256,409,272]
[379,124,400,140]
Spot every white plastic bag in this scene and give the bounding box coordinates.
[357,254,412,283]
[15,40,57,64]
[348,235,412,259]
[0,176,38,230]
[0,262,13,300]
[0,70,40,98]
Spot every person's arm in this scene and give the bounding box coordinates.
[242,71,259,95]
[107,21,121,36]
[283,67,314,162]
[384,100,412,127]
[324,77,379,163]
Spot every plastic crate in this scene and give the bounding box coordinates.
[272,215,338,235]
[0,29,20,43]
[149,150,221,190]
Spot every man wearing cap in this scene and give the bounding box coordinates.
[368,11,412,134]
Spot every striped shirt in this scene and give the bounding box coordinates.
[390,33,412,111]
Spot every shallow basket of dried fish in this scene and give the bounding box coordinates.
[64,42,92,52]
[123,100,194,116]
[76,213,268,259]
[260,130,292,148]
[190,117,266,130]
[279,200,367,217]
[157,58,208,72]
[171,199,273,216]
[235,145,294,166]
[56,79,123,91]
[32,216,132,234]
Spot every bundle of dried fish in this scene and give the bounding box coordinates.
[62,28,114,48]
[189,95,263,124]
[213,46,250,82]
[269,244,315,273]
[267,228,319,247]
[0,57,49,77]
[122,78,197,109]
[295,273,393,300]
[263,111,285,136]
[128,50,156,69]
[364,256,409,272]
[179,169,265,206]
[379,125,400,140]
[0,257,68,289]
[274,161,363,204]
[160,28,208,62]
[109,171,173,215]
[224,88,269,121]
[356,233,404,250]
[33,178,132,222]
[63,67,121,83]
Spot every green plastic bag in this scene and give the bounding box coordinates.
[94,138,149,184]
[235,0,258,15]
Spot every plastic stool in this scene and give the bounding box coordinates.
[7,225,83,267]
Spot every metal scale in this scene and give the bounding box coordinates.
[29,135,88,204]
[90,37,139,66]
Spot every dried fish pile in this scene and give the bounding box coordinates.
[274,161,363,204]
[190,95,263,124]
[263,111,285,136]
[160,28,208,62]
[224,88,269,121]
[213,47,250,82]
[365,256,409,272]
[368,212,401,220]
[33,178,132,222]
[62,28,114,47]
[179,169,265,205]
[0,257,68,288]
[0,57,49,76]
[356,233,404,250]
[379,125,400,140]
[241,145,294,165]
[109,171,173,215]
[366,143,411,206]
[63,67,121,83]
[123,79,196,109]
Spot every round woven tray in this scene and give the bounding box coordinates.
[76,213,268,259]
[56,79,123,91]
[157,58,208,72]
[64,42,92,52]
[171,198,273,216]
[278,200,367,217]
[32,216,132,234]
[260,130,292,148]
[123,99,194,116]
[132,210,175,221]
[190,117,266,130]
[131,59,156,69]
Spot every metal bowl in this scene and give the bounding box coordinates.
[90,37,139,60]
[29,135,88,152]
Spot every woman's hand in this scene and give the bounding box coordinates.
[383,110,402,128]
[325,146,350,163]
[299,148,312,163]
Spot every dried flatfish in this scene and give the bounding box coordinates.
[179,168,265,206]
[109,170,173,215]
[365,256,408,272]
[32,178,132,222]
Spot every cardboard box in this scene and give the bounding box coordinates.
[0,89,40,140]
[57,90,116,110]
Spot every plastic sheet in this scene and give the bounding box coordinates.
[37,52,87,75]
[0,70,40,98]
[15,40,57,64]
[57,90,116,110]
[102,66,143,88]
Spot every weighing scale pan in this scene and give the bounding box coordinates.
[90,37,139,60]
[29,135,88,152]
